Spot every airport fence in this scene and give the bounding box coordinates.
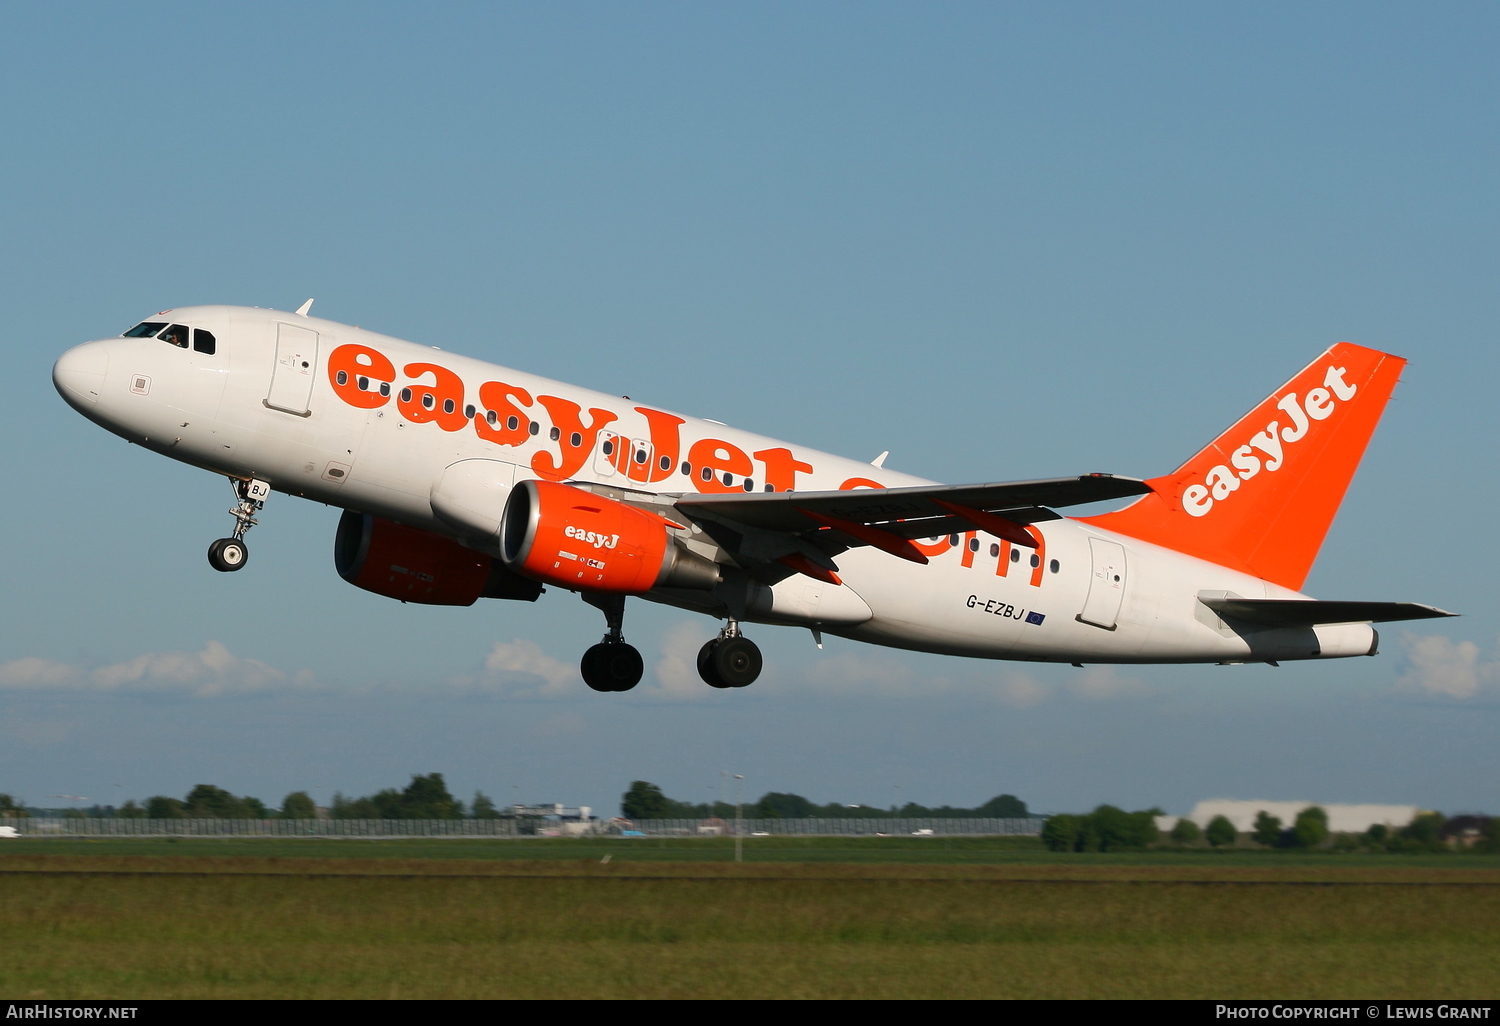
[6,817,1045,838]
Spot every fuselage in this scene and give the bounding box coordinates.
[52,305,1377,665]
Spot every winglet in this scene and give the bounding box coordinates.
[295,298,314,317]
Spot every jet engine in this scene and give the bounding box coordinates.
[500,480,719,593]
[335,510,543,605]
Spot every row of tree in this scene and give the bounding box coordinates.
[1042,805,1500,853]
[0,775,496,821]
[619,781,1031,821]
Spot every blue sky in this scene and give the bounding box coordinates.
[1,2,1496,817]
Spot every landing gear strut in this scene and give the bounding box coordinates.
[697,620,762,689]
[208,477,269,573]
[580,593,644,692]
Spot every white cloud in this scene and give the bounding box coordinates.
[454,639,581,699]
[644,621,714,701]
[0,642,312,697]
[1397,633,1499,700]
[1066,665,1151,700]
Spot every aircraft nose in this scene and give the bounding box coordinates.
[52,341,110,410]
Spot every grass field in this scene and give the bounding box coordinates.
[3,839,1498,999]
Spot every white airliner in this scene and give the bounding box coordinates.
[53,303,1452,691]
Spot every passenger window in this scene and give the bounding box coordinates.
[1010,548,1020,563]
[160,324,189,348]
[722,473,734,486]
[530,422,540,436]
[487,410,498,426]
[660,455,672,472]
[192,329,216,355]
[569,432,582,447]
[743,479,754,491]
[1049,559,1060,573]
[700,466,712,482]
[681,462,692,476]
[948,534,960,546]
[1030,553,1040,568]
[336,371,348,385]
[602,439,614,456]
[507,415,518,430]
[549,427,561,441]
[989,543,1000,557]
[379,382,391,397]
[968,537,979,552]
[463,404,474,419]
[443,398,456,414]
[122,321,167,338]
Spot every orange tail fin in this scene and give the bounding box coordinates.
[1077,342,1405,590]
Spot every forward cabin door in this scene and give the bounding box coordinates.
[266,323,319,416]
[1078,538,1128,630]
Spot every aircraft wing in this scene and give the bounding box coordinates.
[673,474,1150,537]
[660,474,1149,581]
[1199,598,1457,627]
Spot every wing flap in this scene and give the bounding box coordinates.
[673,474,1148,534]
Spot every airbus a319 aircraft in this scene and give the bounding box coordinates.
[53,303,1453,692]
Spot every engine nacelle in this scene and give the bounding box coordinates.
[500,479,719,593]
[335,510,543,605]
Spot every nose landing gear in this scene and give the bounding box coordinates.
[697,620,762,689]
[580,593,644,692]
[208,477,270,573]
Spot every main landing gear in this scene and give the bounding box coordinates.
[697,620,762,689]
[208,478,270,573]
[580,593,644,693]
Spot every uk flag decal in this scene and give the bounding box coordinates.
[1025,611,1045,626]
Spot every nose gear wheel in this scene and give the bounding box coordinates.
[208,478,269,573]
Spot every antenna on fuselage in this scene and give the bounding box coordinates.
[870,451,889,468]
[295,298,314,317]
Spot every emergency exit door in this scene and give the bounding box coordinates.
[1078,538,1128,630]
[266,323,319,416]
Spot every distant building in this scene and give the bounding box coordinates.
[1169,799,1420,835]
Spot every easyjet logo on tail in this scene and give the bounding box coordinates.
[1182,365,1359,517]
[1078,341,1405,591]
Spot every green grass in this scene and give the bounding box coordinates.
[3,843,1498,998]
[0,833,1485,867]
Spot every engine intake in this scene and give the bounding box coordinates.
[501,480,719,593]
[335,510,542,605]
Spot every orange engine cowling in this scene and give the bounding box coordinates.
[335,511,543,605]
[500,479,719,593]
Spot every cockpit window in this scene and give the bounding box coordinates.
[122,321,167,338]
[160,324,190,348]
[193,329,216,355]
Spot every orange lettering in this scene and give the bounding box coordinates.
[754,448,813,492]
[531,396,618,481]
[1025,525,1045,587]
[687,438,753,493]
[911,536,954,557]
[960,531,977,568]
[475,381,534,447]
[995,539,1011,577]
[400,363,468,432]
[840,477,885,491]
[328,344,394,410]
[635,408,686,483]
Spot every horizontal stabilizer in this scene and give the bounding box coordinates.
[1200,597,1456,627]
[675,474,1149,535]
